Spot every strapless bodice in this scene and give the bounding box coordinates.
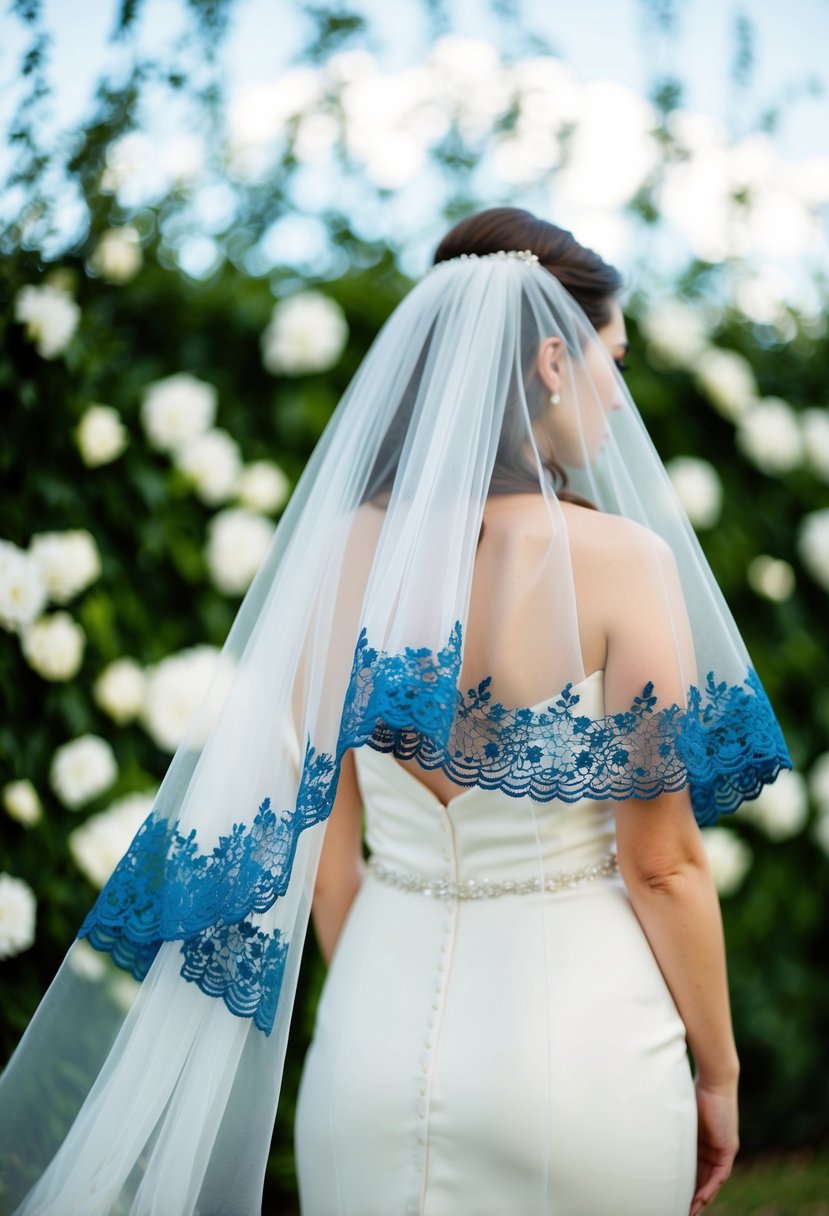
[354,669,617,890]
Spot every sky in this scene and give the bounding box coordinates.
[1,0,827,163]
[1,0,827,291]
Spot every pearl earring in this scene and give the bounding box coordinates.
[550,392,561,405]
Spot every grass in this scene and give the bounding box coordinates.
[709,1147,829,1215]
[273,1146,829,1214]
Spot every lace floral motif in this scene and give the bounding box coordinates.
[342,621,463,742]
[81,745,336,945]
[78,760,334,1035]
[180,921,288,1033]
[78,617,792,1035]
[348,622,790,822]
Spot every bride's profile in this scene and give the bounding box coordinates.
[0,206,792,1216]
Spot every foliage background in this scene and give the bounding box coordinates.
[1,1,828,1210]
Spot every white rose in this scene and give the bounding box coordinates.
[736,397,803,475]
[50,734,118,810]
[261,291,348,375]
[236,461,291,513]
[808,751,829,813]
[228,69,322,147]
[110,973,141,1012]
[798,509,829,592]
[140,372,218,455]
[426,35,508,140]
[801,407,829,481]
[69,938,108,981]
[701,827,752,897]
[205,508,274,595]
[814,806,829,859]
[161,133,205,184]
[68,790,155,888]
[140,645,227,752]
[174,429,243,505]
[93,658,147,724]
[13,283,81,359]
[809,755,829,855]
[639,299,710,368]
[29,529,101,604]
[665,456,722,528]
[732,272,789,326]
[76,404,129,467]
[68,938,108,981]
[737,769,808,840]
[492,130,560,185]
[20,611,86,681]
[0,872,37,959]
[87,226,143,284]
[294,111,340,165]
[2,779,43,828]
[100,130,152,193]
[0,539,47,631]
[693,347,758,421]
[747,555,795,602]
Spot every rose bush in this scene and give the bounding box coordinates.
[2,3,828,1207]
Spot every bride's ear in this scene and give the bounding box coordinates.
[535,336,565,395]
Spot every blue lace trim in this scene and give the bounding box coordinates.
[78,618,792,1034]
[365,663,791,823]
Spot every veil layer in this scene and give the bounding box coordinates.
[0,249,791,1214]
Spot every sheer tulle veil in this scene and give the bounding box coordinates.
[0,217,792,1215]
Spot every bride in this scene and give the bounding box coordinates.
[293,208,750,1216]
[0,207,791,1216]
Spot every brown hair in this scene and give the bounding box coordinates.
[434,207,624,516]
[360,207,624,526]
[433,206,623,332]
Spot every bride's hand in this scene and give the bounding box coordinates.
[689,1076,739,1216]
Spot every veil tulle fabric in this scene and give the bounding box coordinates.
[0,248,791,1215]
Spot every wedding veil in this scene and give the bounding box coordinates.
[0,238,792,1215]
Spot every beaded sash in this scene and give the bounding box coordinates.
[366,849,619,900]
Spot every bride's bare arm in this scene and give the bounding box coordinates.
[597,516,739,1083]
[311,747,366,966]
[615,797,740,1216]
[601,519,739,1213]
[614,793,740,1084]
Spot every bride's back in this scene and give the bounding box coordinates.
[387,493,634,808]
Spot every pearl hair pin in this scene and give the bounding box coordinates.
[433,248,541,269]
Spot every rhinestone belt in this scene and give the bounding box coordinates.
[367,849,619,900]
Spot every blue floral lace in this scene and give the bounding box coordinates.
[79,618,792,1034]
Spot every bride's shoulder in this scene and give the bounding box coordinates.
[558,500,674,570]
[498,494,658,550]
[558,498,646,539]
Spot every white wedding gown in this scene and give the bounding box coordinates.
[294,669,697,1216]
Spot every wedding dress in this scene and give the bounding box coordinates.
[294,668,697,1216]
